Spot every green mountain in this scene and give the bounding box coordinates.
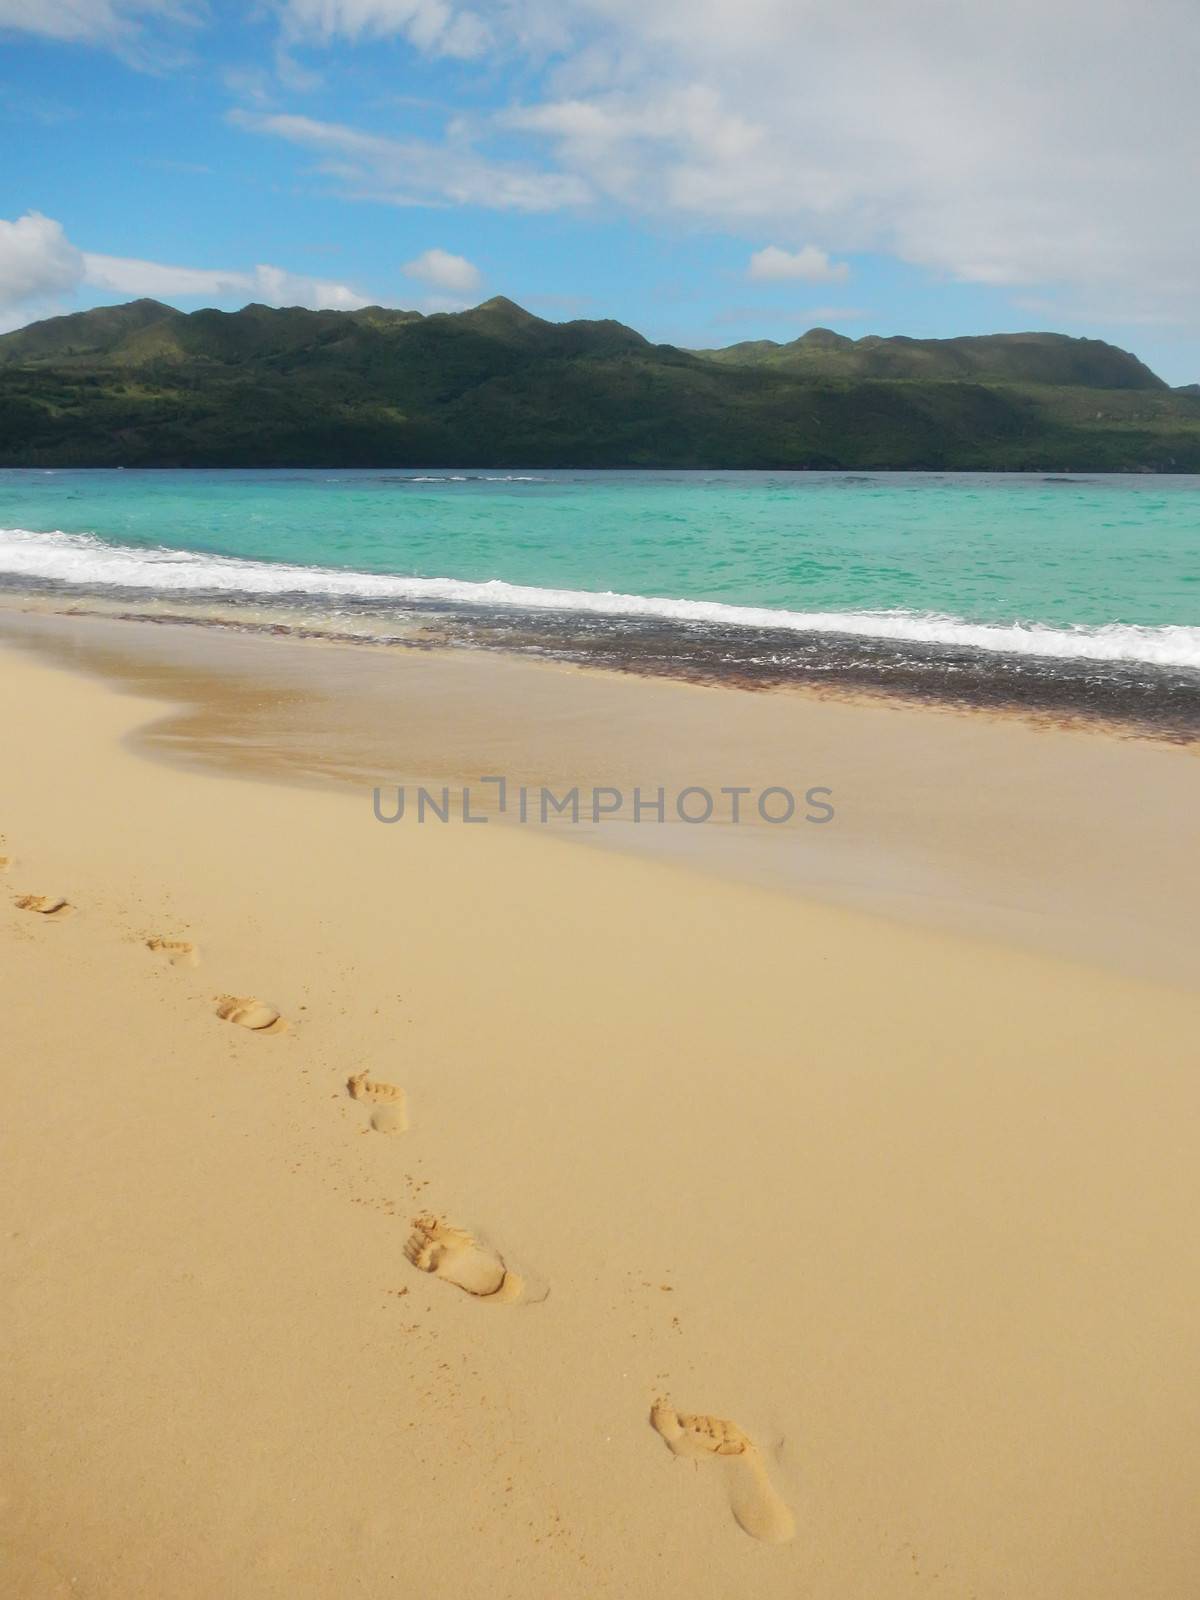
[1,296,1198,471]
[0,297,182,366]
[694,326,1168,389]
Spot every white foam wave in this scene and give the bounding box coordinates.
[1,525,1198,669]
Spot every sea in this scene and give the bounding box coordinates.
[1,468,1198,737]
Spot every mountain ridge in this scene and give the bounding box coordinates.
[0,297,1163,388]
[0,298,1197,471]
[694,326,1168,390]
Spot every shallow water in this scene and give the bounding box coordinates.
[2,467,1198,733]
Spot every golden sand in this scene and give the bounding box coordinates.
[1,614,1198,1598]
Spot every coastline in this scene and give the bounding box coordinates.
[3,613,1199,1598]
[4,466,1200,744]
[9,586,1200,742]
[2,601,1198,983]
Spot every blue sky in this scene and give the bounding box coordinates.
[2,0,1198,382]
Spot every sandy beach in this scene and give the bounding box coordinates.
[3,610,1199,1600]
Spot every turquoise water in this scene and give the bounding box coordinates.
[1,469,1198,668]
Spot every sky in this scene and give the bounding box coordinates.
[1,0,1198,382]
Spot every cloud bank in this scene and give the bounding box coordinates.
[82,254,370,310]
[233,111,591,212]
[8,0,1200,332]
[242,0,1200,328]
[0,211,370,328]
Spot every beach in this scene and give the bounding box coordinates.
[6,0,1200,1584]
[3,607,1199,1599]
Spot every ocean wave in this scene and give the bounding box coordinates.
[400,473,548,483]
[1,525,1198,670]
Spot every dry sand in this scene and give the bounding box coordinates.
[2,614,1199,1599]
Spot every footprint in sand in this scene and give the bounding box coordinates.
[214,994,288,1034]
[147,937,199,968]
[15,894,73,919]
[404,1215,524,1303]
[347,1071,408,1133]
[650,1401,795,1545]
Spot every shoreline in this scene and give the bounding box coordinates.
[2,611,1198,1599]
[4,582,1200,745]
[6,463,1200,474]
[4,463,1200,746]
[2,602,1198,986]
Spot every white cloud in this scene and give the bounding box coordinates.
[278,0,491,59]
[1,0,491,70]
[82,252,370,309]
[402,247,482,294]
[80,253,244,299]
[10,2,1200,336]
[250,264,369,310]
[0,0,198,66]
[502,85,765,209]
[0,211,371,329]
[233,110,591,212]
[747,245,848,284]
[486,0,1200,329]
[223,0,1200,324]
[0,0,177,43]
[0,213,83,309]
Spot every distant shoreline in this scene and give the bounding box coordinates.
[4,462,1200,473]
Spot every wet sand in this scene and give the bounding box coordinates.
[2,605,1198,983]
